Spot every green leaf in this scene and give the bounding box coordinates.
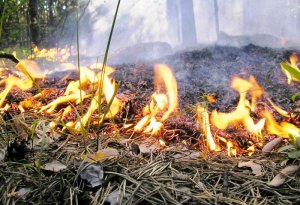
[288,150,300,159]
[281,63,300,82]
[277,144,295,153]
[292,91,300,101]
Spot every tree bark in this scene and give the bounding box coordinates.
[28,0,40,46]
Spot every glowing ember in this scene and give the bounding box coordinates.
[134,64,178,135]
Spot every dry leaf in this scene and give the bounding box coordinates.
[42,160,67,172]
[238,160,263,176]
[262,137,283,155]
[81,148,119,163]
[267,165,299,187]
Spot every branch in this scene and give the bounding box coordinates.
[0,53,19,63]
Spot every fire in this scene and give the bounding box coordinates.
[211,76,265,138]
[0,60,44,108]
[262,110,300,139]
[39,65,121,130]
[196,105,219,151]
[134,64,178,135]
[28,46,71,62]
[282,54,299,84]
[2,47,300,158]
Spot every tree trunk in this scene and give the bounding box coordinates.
[213,0,220,42]
[179,0,197,45]
[28,0,40,46]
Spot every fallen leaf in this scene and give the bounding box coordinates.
[0,149,5,161]
[267,165,299,187]
[80,164,103,188]
[262,137,283,155]
[42,160,67,172]
[81,148,119,163]
[238,161,263,176]
[105,190,130,205]
[138,138,161,154]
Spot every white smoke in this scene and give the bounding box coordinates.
[72,0,300,63]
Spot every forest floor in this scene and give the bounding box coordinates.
[0,44,300,205]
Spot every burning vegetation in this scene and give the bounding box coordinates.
[0,45,300,204]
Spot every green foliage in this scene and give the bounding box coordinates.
[288,150,300,159]
[292,91,300,101]
[281,63,300,82]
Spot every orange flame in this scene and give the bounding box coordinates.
[211,76,265,138]
[262,110,300,139]
[134,64,178,135]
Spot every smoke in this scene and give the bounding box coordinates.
[61,0,300,63]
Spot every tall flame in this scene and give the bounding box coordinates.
[196,105,219,151]
[134,64,178,135]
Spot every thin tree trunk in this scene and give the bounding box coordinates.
[214,0,220,42]
[28,0,40,46]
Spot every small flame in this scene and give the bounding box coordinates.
[227,140,237,157]
[134,64,178,135]
[247,145,256,156]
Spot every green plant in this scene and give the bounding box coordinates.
[280,62,300,158]
[281,63,300,101]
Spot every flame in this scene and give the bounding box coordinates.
[0,60,45,108]
[211,76,265,138]
[227,141,237,157]
[262,110,300,139]
[29,46,71,62]
[196,105,219,151]
[282,54,299,84]
[39,65,121,130]
[0,76,33,107]
[267,98,291,118]
[133,64,178,135]
[218,136,236,156]
[247,145,255,156]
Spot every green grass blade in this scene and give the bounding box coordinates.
[281,63,300,82]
